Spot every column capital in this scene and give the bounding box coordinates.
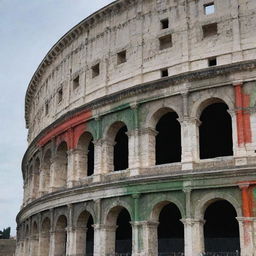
[236,217,256,223]
[180,218,205,225]
[138,127,158,136]
[238,183,250,189]
[92,224,118,231]
[130,220,159,227]
[233,81,244,87]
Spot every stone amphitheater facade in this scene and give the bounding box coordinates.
[16,0,256,255]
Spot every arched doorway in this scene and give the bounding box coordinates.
[204,200,240,253]
[54,215,67,255]
[158,203,184,255]
[77,132,95,177]
[114,125,128,171]
[76,211,94,255]
[105,206,132,255]
[41,150,51,195]
[115,208,132,254]
[199,102,233,159]
[155,112,181,165]
[39,218,50,256]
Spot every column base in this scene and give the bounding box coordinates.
[182,161,195,170]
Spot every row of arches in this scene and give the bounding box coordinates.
[19,199,240,255]
[25,101,233,200]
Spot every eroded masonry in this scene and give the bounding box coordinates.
[16,0,256,255]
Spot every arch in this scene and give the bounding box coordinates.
[191,96,233,119]
[39,217,51,256]
[203,200,240,253]
[149,197,186,221]
[41,217,51,232]
[105,205,132,255]
[194,192,242,219]
[54,142,68,188]
[155,109,181,164]
[32,221,38,235]
[76,132,95,177]
[199,101,233,159]
[104,121,129,171]
[157,202,184,254]
[31,221,39,255]
[75,210,94,255]
[54,215,67,256]
[146,106,180,129]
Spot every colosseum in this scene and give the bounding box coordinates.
[16,0,256,255]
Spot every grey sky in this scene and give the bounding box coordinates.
[0,0,113,236]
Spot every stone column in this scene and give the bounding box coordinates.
[140,221,159,256]
[181,218,205,256]
[237,217,255,256]
[67,149,80,188]
[180,117,200,170]
[93,139,104,177]
[93,224,117,255]
[48,230,55,256]
[127,129,140,173]
[66,226,76,255]
[139,128,158,167]
[101,139,116,173]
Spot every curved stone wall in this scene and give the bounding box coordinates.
[17,0,256,256]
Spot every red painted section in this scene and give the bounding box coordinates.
[234,84,252,145]
[242,94,252,144]
[73,123,86,149]
[241,186,251,217]
[38,109,92,148]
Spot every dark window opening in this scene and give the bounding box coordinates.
[156,112,181,165]
[86,215,94,255]
[159,35,172,50]
[87,139,94,176]
[92,63,100,78]
[204,200,240,252]
[203,23,217,38]
[158,203,184,254]
[161,18,169,29]
[208,58,217,67]
[117,50,127,65]
[161,69,169,77]
[114,126,128,171]
[73,75,79,90]
[204,2,215,15]
[116,209,132,254]
[58,88,63,103]
[199,102,233,159]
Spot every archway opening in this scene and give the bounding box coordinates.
[204,200,240,252]
[55,215,67,255]
[55,142,68,188]
[31,222,39,255]
[33,158,40,198]
[40,218,50,256]
[77,132,94,177]
[87,139,94,176]
[86,215,94,255]
[116,208,132,255]
[114,126,128,171]
[199,102,233,159]
[158,203,184,254]
[156,112,181,165]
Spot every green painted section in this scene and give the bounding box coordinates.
[111,103,130,113]
[86,119,99,140]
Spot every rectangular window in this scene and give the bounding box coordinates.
[208,57,217,67]
[161,69,169,77]
[159,34,172,50]
[161,18,169,29]
[204,2,215,15]
[202,23,217,38]
[117,50,127,65]
[57,88,63,103]
[73,75,79,90]
[92,63,100,78]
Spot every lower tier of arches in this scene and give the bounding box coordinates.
[16,183,256,256]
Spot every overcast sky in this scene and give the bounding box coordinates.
[0,0,113,236]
